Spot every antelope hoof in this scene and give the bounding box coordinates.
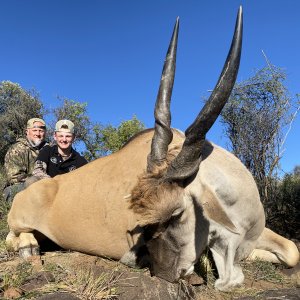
[215,279,243,292]
[19,247,33,259]
[19,246,40,259]
[32,246,40,256]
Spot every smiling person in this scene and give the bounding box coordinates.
[32,119,87,179]
[3,118,48,202]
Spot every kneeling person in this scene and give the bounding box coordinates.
[3,117,48,201]
[33,120,87,179]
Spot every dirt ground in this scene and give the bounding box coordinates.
[0,249,299,300]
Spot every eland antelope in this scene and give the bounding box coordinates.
[6,6,299,291]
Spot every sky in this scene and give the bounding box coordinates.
[1,0,299,174]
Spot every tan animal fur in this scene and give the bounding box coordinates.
[6,7,299,292]
[7,130,182,258]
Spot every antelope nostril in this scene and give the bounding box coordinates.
[180,265,194,278]
[149,264,155,276]
[180,269,187,278]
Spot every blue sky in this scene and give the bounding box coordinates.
[1,1,299,174]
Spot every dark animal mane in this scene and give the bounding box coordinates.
[129,144,184,225]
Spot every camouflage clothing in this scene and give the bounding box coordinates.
[3,183,25,203]
[4,137,47,186]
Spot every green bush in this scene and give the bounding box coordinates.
[0,165,10,241]
[266,171,300,240]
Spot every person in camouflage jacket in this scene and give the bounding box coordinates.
[3,118,48,202]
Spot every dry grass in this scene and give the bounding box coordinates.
[192,252,294,300]
[195,250,216,288]
[242,259,290,285]
[0,257,122,299]
[2,261,33,288]
[0,248,297,300]
[61,267,120,299]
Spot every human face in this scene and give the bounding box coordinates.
[26,122,46,146]
[54,132,75,150]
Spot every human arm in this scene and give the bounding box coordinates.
[32,146,51,179]
[4,143,29,185]
[32,160,51,179]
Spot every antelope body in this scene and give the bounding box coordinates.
[7,7,299,291]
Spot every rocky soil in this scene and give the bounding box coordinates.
[0,250,299,300]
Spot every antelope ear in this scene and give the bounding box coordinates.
[201,188,238,234]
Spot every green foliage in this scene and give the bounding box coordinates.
[293,165,300,176]
[52,97,90,143]
[0,166,10,241]
[0,195,10,241]
[73,116,144,161]
[100,115,145,154]
[194,250,216,287]
[243,259,287,284]
[267,167,300,239]
[0,165,6,192]
[0,81,45,164]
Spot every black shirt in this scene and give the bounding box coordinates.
[35,145,87,178]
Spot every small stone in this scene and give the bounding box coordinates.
[27,255,43,271]
[3,287,23,299]
[186,273,204,286]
